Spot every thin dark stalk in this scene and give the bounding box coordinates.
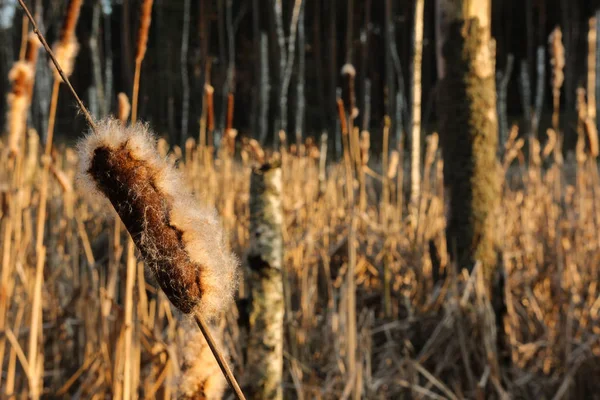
[102,0,113,113]
[497,54,514,151]
[180,0,191,148]
[251,0,260,138]
[258,33,270,145]
[519,59,532,138]
[294,1,305,145]
[280,0,303,138]
[384,0,396,135]
[194,314,246,400]
[533,47,545,137]
[313,0,325,133]
[90,2,105,117]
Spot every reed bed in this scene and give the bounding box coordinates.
[0,121,599,398]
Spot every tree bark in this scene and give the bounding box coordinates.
[245,162,284,400]
[437,0,499,284]
[410,0,424,215]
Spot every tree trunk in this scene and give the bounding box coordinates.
[245,162,284,400]
[410,0,424,215]
[437,0,498,284]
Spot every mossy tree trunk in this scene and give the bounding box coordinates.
[437,0,499,285]
[245,161,284,400]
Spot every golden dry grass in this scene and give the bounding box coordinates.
[0,125,599,398]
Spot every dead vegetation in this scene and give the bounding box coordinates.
[0,123,599,398]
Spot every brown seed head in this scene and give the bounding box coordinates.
[77,119,239,317]
[6,62,34,155]
[61,0,83,44]
[136,0,154,63]
[118,93,131,124]
[26,32,41,67]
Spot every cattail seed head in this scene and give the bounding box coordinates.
[51,0,82,80]
[77,119,239,317]
[157,137,169,158]
[549,27,565,93]
[359,130,370,165]
[136,0,154,63]
[387,150,400,179]
[117,92,131,124]
[25,32,41,67]
[61,0,83,43]
[23,129,40,184]
[341,63,356,78]
[177,320,227,400]
[6,62,34,155]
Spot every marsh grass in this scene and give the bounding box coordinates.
[1,119,600,397]
[2,2,600,398]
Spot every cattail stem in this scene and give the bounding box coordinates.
[131,60,142,124]
[194,314,246,400]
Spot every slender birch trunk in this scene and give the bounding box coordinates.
[245,162,284,400]
[410,0,425,215]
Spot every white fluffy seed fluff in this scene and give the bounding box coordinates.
[176,320,227,399]
[76,118,239,318]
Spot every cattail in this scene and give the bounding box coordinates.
[248,139,265,164]
[136,0,154,63]
[177,320,227,400]
[543,128,557,158]
[77,119,239,317]
[549,27,565,130]
[117,93,131,124]
[359,130,370,165]
[205,84,215,133]
[223,129,237,156]
[6,62,34,155]
[585,118,600,157]
[336,97,348,135]
[588,17,597,120]
[52,0,82,80]
[226,93,235,132]
[157,137,169,158]
[278,130,286,146]
[23,129,39,184]
[185,137,196,164]
[26,32,41,66]
[387,150,400,179]
[341,63,358,119]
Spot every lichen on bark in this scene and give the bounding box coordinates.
[244,161,284,400]
[438,17,499,285]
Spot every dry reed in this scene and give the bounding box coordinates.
[3,3,600,399]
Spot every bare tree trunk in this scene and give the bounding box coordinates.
[533,46,545,137]
[519,59,532,138]
[294,1,305,146]
[180,0,191,148]
[588,17,597,122]
[384,0,396,138]
[437,0,508,377]
[437,0,499,283]
[410,0,424,216]
[102,0,113,114]
[596,12,600,131]
[496,54,513,152]
[245,162,284,400]
[89,2,105,118]
[258,33,270,145]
